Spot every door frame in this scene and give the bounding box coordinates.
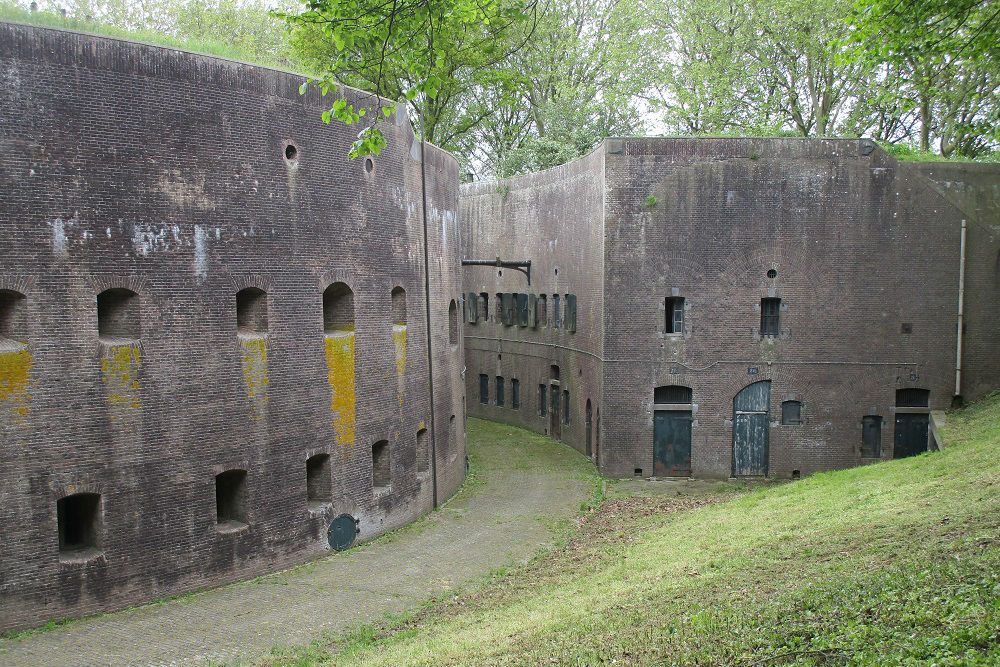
[732,380,771,477]
[653,404,693,477]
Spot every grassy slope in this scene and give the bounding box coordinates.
[264,393,1000,666]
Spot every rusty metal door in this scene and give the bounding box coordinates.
[893,413,929,458]
[733,380,770,476]
[585,400,593,457]
[654,410,692,476]
[550,385,561,439]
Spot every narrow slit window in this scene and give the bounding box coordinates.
[236,287,268,336]
[496,376,505,407]
[479,292,489,322]
[539,384,547,416]
[665,297,684,334]
[57,493,101,558]
[372,440,391,489]
[563,389,570,424]
[448,299,458,345]
[781,400,802,425]
[306,454,331,508]
[416,428,429,473]
[511,379,520,409]
[537,294,547,327]
[760,298,780,336]
[861,415,882,458]
[479,374,489,404]
[215,470,248,529]
[565,294,577,332]
[553,294,561,328]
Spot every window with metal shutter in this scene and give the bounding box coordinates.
[528,294,537,327]
[502,292,515,326]
[467,292,478,323]
[566,294,577,332]
[781,400,802,425]
[517,293,529,326]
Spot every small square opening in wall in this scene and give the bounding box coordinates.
[0,289,26,347]
[216,469,248,530]
[306,454,331,509]
[634,468,643,476]
[236,288,268,336]
[97,288,140,343]
[901,323,913,334]
[372,440,390,489]
[57,493,101,559]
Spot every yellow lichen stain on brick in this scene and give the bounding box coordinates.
[101,346,141,424]
[392,324,407,376]
[393,324,407,409]
[325,326,356,455]
[240,336,269,421]
[0,347,34,424]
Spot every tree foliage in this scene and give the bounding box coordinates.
[282,0,537,158]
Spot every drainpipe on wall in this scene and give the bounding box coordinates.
[955,219,967,402]
[419,112,439,508]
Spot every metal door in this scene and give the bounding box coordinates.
[585,400,593,457]
[550,385,561,439]
[733,380,770,476]
[894,413,929,458]
[654,410,692,476]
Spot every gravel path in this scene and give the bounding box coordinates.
[0,419,593,667]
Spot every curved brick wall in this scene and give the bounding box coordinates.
[0,22,465,631]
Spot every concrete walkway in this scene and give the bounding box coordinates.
[0,420,593,667]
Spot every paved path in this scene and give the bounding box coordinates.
[0,420,593,667]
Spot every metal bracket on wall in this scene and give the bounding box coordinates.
[462,257,532,285]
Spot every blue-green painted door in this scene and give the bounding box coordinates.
[733,380,770,476]
[654,410,692,476]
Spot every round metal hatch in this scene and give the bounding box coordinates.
[327,513,359,551]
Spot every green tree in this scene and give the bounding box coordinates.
[847,0,1000,155]
[283,0,537,158]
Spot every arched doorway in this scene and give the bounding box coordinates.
[733,380,771,476]
[653,386,693,477]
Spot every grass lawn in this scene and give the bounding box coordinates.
[261,395,1000,666]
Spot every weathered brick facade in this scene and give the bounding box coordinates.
[2,20,999,636]
[0,23,465,631]
[461,138,1000,480]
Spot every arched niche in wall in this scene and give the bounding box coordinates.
[323,282,357,449]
